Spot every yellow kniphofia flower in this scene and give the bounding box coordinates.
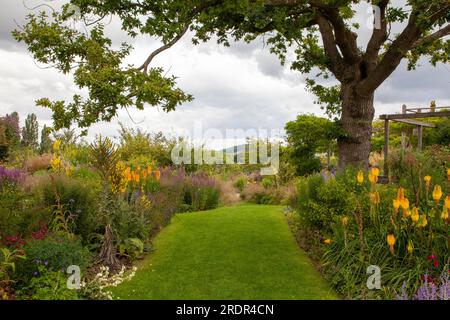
[393,199,400,212]
[323,239,332,245]
[368,173,377,184]
[418,215,428,228]
[341,216,349,227]
[424,175,431,188]
[357,170,364,184]
[442,206,449,220]
[407,240,414,254]
[411,208,419,223]
[432,185,443,203]
[397,187,405,202]
[400,197,409,210]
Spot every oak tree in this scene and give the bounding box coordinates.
[13,0,450,168]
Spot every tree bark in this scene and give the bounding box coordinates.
[338,84,375,169]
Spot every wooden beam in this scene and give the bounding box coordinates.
[380,111,450,120]
[391,119,436,128]
[417,125,423,151]
[384,119,389,177]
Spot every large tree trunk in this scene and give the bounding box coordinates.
[337,84,375,169]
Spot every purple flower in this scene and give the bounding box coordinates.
[0,166,25,188]
[33,271,39,276]
[398,271,450,300]
[44,260,48,266]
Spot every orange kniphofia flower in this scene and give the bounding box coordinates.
[432,185,443,203]
[147,165,153,175]
[368,173,377,184]
[323,239,332,245]
[371,167,380,177]
[155,170,161,181]
[445,195,450,208]
[387,234,395,254]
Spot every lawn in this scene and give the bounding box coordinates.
[110,204,337,300]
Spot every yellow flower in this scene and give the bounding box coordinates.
[403,209,411,218]
[368,173,377,184]
[411,207,419,223]
[407,240,414,254]
[65,165,73,177]
[370,167,380,177]
[50,155,62,171]
[370,191,380,205]
[341,216,349,227]
[386,234,396,246]
[323,239,332,245]
[424,176,431,192]
[397,187,405,202]
[147,165,153,175]
[393,199,400,213]
[445,195,450,208]
[53,139,61,152]
[400,197,409,210]
[432,185,442,203]
[418,215,428,228]
[387,234,395,254]
[357,170,364,184]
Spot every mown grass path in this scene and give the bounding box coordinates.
[111,204,337,299]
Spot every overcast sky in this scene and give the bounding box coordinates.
[1,0,449,149]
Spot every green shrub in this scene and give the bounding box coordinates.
[233,176,246,193]
[294,173,356,232]
[0,191,51,237]
[17,265,78,300]
[16,236,91,282]
[39,175,99,244]
[261,177,275,189]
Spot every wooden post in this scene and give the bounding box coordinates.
[417,125,423,151]
[384,119,389,176]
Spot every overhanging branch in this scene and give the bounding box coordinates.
[138,24,190,74]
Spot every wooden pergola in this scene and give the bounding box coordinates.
[379,104,450,176]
